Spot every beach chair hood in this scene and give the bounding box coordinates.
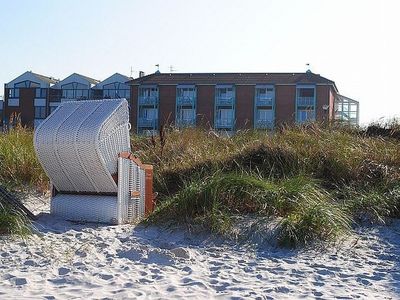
[34,99,131,194]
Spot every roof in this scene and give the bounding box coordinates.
[31,72,59,84]
[128,71,337,90]
[6,71,59,87]
[93,73,132,89]
[52,73,100,89]
[72,73,99,85]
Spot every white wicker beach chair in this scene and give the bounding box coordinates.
[34,99,154,224]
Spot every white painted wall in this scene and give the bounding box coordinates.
[52,73,98,89]
[6,71,53,88]
[93,73,131,90]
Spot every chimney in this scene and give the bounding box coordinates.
[139,71,145,78]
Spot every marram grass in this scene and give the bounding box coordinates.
[1,121,399,246]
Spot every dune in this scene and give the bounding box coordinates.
[0,194,399,299]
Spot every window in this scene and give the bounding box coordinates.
[177,87,196,99]
[299,88,314,97]
[139,87,158,98]
[139,86,158,105]
[103,89,129,99]
[8,89,19,98]
[8,98,20,106]
[34,106,46,119]
[297,87,315,107]
[14,80,40,88]
[179,108,194,121]
[61,82,89,99]
[49,105,58,114]
[257,109,273,122]
[141,108,158,120]
[103,82,130,99]
[297,109,315,123]
[103,89,115,98]
[216,108,234,126]
[256,87,274,100]
[35,88,48,98]
[296,85,316,123]
[216,87,234,99]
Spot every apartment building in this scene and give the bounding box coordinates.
[49,73,99,114]
[128,71,357,134]
[3,71,131,128]
[3,71,58,127]
[3,70,358,131]
[92,73,131,100]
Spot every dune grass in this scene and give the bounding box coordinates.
[0,121,399,246]
[0,126,47,190]
[0,201,31,236]
[136,121,400,247]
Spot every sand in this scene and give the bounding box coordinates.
[1,194,400,299]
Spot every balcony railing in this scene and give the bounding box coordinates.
[216,97,234,106]
[297,97,315,107]
[255,119,274,129]
[139,96,158,106]
[139,129,158,136]
[256,97,274,106]
[215,118,234,128]
[176,118,196,127]
[176,96,196,106]
[138,118,158,128]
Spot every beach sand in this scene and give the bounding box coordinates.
[1,195,399,299]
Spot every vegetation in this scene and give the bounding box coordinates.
[0,125,47,190]
[0,120,399,246]
[0,201,31,236]
[135,121,400,247]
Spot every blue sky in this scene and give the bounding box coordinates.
[1,0,398,124]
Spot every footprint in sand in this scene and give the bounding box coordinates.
[356,277,372,286]
[11,277,28,286]
[58,267,70,276]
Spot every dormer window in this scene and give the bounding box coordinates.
[61,82,89,100]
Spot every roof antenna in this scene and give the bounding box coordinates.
[130,66,135,77]
[155,64,160,73]
[306,63,312,73]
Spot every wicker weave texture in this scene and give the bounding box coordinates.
[51,194,119,224]
[34,99,131,194]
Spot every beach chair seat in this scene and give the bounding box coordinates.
[34,99,154,224]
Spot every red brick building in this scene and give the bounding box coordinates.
[3,70,358,132]
[128,71,344,134]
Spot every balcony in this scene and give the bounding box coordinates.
[139,96,158,106]
[138,118,158,128]
[216,97,234,106]
[255,119,274,129]
[176,118,196,127]
[139,129,158,136]
[176,96,195,106]
[297,97,315,107]
[215,118,234,128]
[256,97,274,107]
